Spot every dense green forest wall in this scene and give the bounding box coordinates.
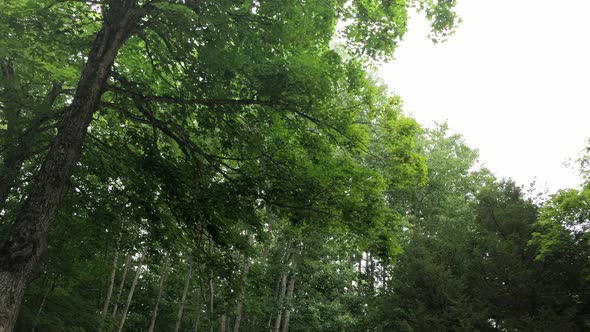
[1,1,589,331]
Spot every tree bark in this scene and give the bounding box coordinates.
[233,234,253,332]
[220,302,227,332]
[117,253,144,332]
[261,223,272,269]
[0,4,140,331]
[272,240,295,332]
[174,263,193,332]
[31,276,55,332]
[0,82,62,215]
[148,255,169,332]
[208,277,215,332]
[280,275,296,332]
[273,272,288,332]
[279,248,297,332]
[112,254,132,319]
[266,279,280,331]
[192,313,200,332]
[208,238,215,332]
[99,243,120,330]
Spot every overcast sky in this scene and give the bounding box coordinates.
[379,0,590,193]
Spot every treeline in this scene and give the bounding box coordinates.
[10,121,590,331]
[0,0,589,331]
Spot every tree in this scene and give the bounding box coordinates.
[528,146,590,330]
[0,1,460,329]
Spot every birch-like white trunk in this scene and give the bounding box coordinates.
[112,254,132,318]
[174,263,193,332]
[117,253,144,332]
[148,256,169,332]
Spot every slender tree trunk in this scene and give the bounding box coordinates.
[31,276,55,332]
[208,238,215,332]
[381,264,387,291]
[174,263,193,332]
[368,252,375,294]
[117,253,144,332]
[220,301,227,332]
[0,4,140,330]
[193,313,200,332]
[99,243,120,331]
[233,234,253,332]
[273,240,295,332]
[261,223,272,269]
[279,248,297,332]
[266,313,273,332]
[233,291,245,331]
[280,276,296,332]
[148,256,169,332]
[112,254,132,318]
[273,272,288,332]
[266,278,280,331]
[208,278,215,332]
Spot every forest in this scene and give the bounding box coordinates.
[0,0,589,331]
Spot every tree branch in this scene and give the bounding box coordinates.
[106,84,274,107]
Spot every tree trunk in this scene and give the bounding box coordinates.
[31,276,55,332]
[220,302,227,332]
[117,253,144,332]
[233,234,253,332]
[368,252,375,294]
[0,82,62,215]
[0,4,140,330]
[273,272,288,332]
[148,256,169,332]
[174,263,193,332]
[112,254,132,318]
[208,278,215,332]
[233,301,243,332]
[266,279,281,331]
[208,238,215,332]
[280,248,297,332]
[99,243,120,330]
[193,313,200,332]
[280,276,295,332]
[261,223,272,269]
[273,240,295,332]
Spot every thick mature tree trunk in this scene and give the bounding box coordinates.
[0,81,62,214]
[148,256,169,332]
[117,253,144,332]
[112,254,132,318]
[174,263,193,332]
[0,3,140,331]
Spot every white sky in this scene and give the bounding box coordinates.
[379,0,590,193]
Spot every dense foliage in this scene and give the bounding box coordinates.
[1,1,588,331]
